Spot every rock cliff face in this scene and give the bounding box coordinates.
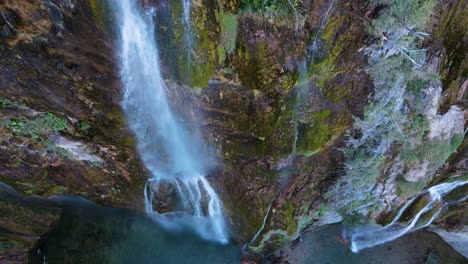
[0,0,147,207]
[0,1,148,259]
[159,0,466,253]
[0,184,60,263]
[0,0,466,261]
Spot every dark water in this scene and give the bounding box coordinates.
[24,196,467,264]
[28,197,240,264]
[269,224,467,264]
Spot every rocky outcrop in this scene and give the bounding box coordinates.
[0,1,152,261]
[0,183,60,263]
[0,0,148,208]
[0,0,466,260]
[165,0,467,254]
[431,227,468,259]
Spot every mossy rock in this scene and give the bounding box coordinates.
[434,0,468,112]
[88,0,114,31]
[295,110,332,154]
[396,177,427,200]
[165,0,219,88]
[235,40,281,93]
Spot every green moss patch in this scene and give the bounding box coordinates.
[2,113,68,139]
[217,11,238,64]
[295,110,331,154]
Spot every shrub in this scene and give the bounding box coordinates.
[43,113,68,132]
[5,113,68,138]
[79,120,91,131]
[370,0,436,36]
[0,98,26,109]
[342,212,366,227]
[327,0,441,221]
[218,11,238,62]
[241,0,300,13]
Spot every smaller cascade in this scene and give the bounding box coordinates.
[181,0,193,74]
[182,0,191,29]
[290,1,336,155]
[244,187,284,249]
[349,180,468,253]
[314,0,337,43]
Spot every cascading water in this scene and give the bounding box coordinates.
[181,0,193,73]
[290,0,336,155]
[314,0,337,43]
[113,0,228,243]
[349,180,468,253]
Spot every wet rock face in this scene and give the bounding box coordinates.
[177,0,466,255]
[0,0,466,259]
[0,184,61,263]
[0,0,148,208]
[115,0,372,248]
[431,0,468,113]
[186,0,373,247]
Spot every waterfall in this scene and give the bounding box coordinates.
[290,1,337,155]
[182,0,193,73]
[244,186,284,249]
[349,180,468,252]
[113,0,228,243]
[315,0,337,41]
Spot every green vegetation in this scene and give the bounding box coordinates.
[88,0,113,30]
[313,204,329,217]
[217,11,238,64]
[407,78,429,93]
[79,120,91,131]
[296,110,331,154]
[307,15,344,91]
[240,0,301,14]
[43,113,68,132]
[169,0,217,88]
[367,0,437,67]
[405,114,429,139]
[4,113,68,139]
[16,180,69,196]
[309,54,337,88]
[0,98,26,109]
[342,212,366,227]
[249,208,314,252]
[235,40,283,93]
[283,201,297,235]
[396,177,426,200]
[326,0,449,222]
[369,0,436,36]
[238,0,305,33]
[401,134,464,170]
[90,160,104,168]
[434,0,467,112]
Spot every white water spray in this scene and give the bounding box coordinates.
[182,0,191,33]
[182,0,193,68]
[114,0,228,243]
[349,180,468,252]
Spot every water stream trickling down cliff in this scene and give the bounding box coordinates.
[182,0,193,78]
[114,0,228,243]
[349,180,468,252]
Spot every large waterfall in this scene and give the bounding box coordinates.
[114,0,228,243]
